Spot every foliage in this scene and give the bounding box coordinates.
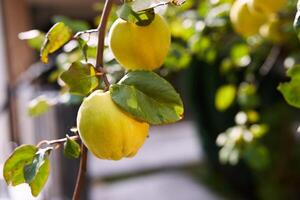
[4,0,300,198]
[4,0,186,197]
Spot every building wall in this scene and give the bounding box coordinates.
[0,0,12,166]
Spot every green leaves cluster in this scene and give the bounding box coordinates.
[3,136,81,197]
[3,145,50,197]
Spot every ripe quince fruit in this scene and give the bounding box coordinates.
[230,0,267,37]
[108,14,171,71]
[248,0,286,14]
[77,90,149,160]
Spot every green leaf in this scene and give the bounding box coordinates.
[78,37,88,62]
[287,65,300,79]
[3,145,37,186]
[215,84,236,111]
[18,30,46,51]
[110,71,184,125]
[52,16,90,32]
[60,62,99,96]
[278,65,300,108]
[24,147,52,184]
[131,0,185,12]
[29,158,50,197]
[63,135,81,159]
[117,4,136,22]
[278,78,300,108]
[117,3,155,26]
[40,22,72,63]
[27,96,51,117]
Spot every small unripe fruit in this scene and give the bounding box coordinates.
[77,90,149,160]
[108,14,171,71]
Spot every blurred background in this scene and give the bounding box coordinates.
[1,0,300,199]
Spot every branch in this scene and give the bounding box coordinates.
[259,46,281,76]
[72,1,113,200]
[95,0,114,91]
[72,143,88,200]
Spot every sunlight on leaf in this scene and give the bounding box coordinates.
[40,22,72,63]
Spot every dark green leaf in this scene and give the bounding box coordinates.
[29,158,50,197]
[215,84,236,111]
[63,135,81,159]
[60,62,99,96]
[27,96,51,117]
[40,22,72,63]
[3,145,37,186]
[24,147,52,184]
[110,71,184,125]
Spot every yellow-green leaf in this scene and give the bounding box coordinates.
[215,84,237,111]
[27,96,51,117]
[3,145,37,186]
[40,22,72,63]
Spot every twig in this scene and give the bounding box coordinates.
[95,0,113,91]
[37,135,79,149]
[72,143,88,200]
[73,29,98,39]
[72,0,113,200]
[259,46,281,76]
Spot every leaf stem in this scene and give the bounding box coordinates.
[72,0,113,200]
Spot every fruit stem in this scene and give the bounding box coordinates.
[95,0,113,91]
[72,0,113,200]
